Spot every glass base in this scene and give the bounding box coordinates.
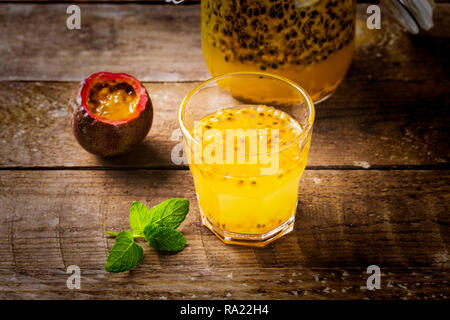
[200,207,295,247]
[314,88,336,104]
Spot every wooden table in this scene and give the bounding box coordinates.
[0,1,448,300]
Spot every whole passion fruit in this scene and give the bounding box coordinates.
[70,72,153,157]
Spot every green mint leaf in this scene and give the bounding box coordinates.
[105,230,144,273]
[149,198,189,229]
[129,201,152,236]
[144,224,186,251]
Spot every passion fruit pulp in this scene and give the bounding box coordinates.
[71,72,153,157]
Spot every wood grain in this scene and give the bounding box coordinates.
[0,169,448,299]
[0,79,448,168]
[0,4,448,82]
[0,1,448,301]
[0,4,205,81]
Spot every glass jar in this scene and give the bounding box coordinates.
[201,0,356,103]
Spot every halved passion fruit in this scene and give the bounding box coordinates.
[70,72,153,157]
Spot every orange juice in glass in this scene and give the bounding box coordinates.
[179,73,314,246]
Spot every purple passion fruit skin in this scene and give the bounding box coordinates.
[70,72,153,157]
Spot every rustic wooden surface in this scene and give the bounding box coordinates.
[1,3,449,82]
[0,79,449,168]
[0,2,449,300]
[1,170,449,299]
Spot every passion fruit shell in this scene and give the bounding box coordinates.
[70,72,153,157]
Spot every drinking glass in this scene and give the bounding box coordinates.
[179,72,314,246]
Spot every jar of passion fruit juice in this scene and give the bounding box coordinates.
[201,0,356,102]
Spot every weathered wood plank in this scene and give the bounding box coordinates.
[0,80,448,168]
[0,4,205,81]
[0,4,448,81]
[0,169,448,299]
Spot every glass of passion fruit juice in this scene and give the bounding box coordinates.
[201,0,356,103]
[179,72,314,246]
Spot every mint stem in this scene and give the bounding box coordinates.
[106,230,142,239]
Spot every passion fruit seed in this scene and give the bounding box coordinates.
[202,0,355,69]
[87,81,138,121]
[192,106,304,182]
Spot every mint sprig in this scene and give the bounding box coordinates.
[144,224,186,251]
[129,201,153,236]
[105,198,189,273]
[105,231,144,273]
[149,197,189,229]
